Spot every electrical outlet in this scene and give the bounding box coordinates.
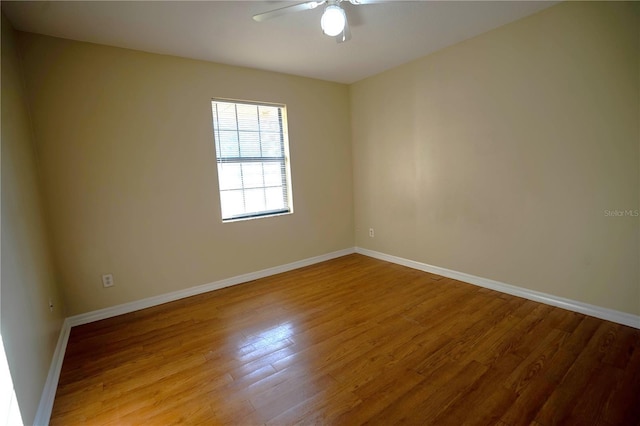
[102,274,114,288]
[369,228,375,238]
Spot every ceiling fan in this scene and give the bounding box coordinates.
[253,0,374,43]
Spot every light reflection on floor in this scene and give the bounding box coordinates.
[234,322,297,370]
[229,321,334,421]
[252,322,294,347]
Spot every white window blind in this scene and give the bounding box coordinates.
[211,99,293,221]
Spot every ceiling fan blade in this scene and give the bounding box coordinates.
[337,14,352,43]
[253,1,325,22]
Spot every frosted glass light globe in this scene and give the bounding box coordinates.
[321,5,346,37]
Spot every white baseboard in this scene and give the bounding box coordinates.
[67,247,355,327]
[356,247,640,329]
[33,318,71,426]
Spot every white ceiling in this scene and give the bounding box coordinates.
[2,1,558,84]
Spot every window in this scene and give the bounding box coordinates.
[211,99,293,221]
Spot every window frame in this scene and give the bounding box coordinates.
[210,97,294,222]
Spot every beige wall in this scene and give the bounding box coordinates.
[18,33,354,316]
[351,1,639,315]
[1,15,66,425]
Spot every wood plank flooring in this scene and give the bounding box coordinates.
[50,254,640,425]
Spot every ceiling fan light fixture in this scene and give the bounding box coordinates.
[321,4,346,37]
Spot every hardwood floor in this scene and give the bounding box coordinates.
[51,254,640,425]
